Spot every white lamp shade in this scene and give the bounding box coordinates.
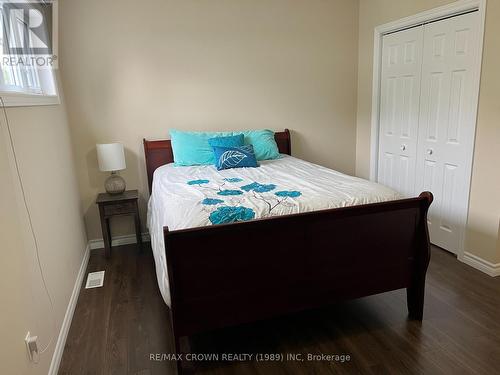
[96,143,126,172]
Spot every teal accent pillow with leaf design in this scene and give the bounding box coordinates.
[212,145,259,170]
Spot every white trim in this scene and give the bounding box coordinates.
[88,232,150,250]
[369,30,382,181]
[369,0,487,259]
[0,93,60,107]
[460,252,500,277]
[48,244,90,375]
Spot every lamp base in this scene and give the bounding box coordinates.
[105,172,126,195]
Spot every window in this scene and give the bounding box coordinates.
[0,0,58,106]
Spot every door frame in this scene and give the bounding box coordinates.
[369,0,487,259]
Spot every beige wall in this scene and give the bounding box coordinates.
[58,0,498,264]
[356,0,500,263]
[59,0,360,241]
[0,76,88,374]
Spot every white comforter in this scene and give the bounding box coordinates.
[147,155,401,306]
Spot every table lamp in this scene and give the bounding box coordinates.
[96,143,126,195]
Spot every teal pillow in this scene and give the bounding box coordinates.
[237,129,280,161]
[170,129,233,166]
[212,144,259,170]
[208,134,244,148]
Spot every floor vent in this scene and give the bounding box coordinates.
[85,271,105,289]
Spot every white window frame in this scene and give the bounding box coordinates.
[0,0,59,107]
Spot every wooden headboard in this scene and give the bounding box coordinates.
[143,129,291,193]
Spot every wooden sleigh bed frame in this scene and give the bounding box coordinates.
[143,129,433,372]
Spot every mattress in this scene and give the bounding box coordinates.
[147,155,401,306]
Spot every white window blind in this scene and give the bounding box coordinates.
[0,1,58,106]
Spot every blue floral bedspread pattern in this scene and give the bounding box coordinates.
[186,178,302,225]
[148,155,403,306]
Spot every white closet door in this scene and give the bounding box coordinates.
[378,27,424,196]
[415,12,479,253]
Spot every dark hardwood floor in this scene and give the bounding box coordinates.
[58,243,500,375]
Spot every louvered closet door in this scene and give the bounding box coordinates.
[415,12,480,254]
[377,27,424,196]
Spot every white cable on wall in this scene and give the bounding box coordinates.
[0,97,56,357]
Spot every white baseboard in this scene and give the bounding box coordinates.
[88,232,150,250]
[48,243,90,375]
[460,251,500,277]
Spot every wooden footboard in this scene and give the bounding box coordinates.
[164,192,433,360]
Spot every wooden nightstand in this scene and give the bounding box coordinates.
[96,189,142,258]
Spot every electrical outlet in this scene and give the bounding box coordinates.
[25,332,38,362]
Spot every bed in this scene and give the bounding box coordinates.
[143,129,432,371]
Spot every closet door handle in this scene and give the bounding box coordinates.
[427,148,433,155]
[400,144,407,151]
